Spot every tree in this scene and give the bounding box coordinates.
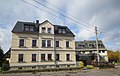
[108,50,120,62]
[0,46,4,67]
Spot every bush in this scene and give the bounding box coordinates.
[85,65,94,69]
[1,60,10,71]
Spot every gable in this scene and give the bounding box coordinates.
[39,20,54,34]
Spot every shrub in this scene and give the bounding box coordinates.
[1,60,10,71]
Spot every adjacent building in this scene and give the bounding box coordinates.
[75,40,108,65]
[10,20,76,70]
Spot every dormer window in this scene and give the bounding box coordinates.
[58,28,66,34]
[30,26,34,31]
[42,27,46,33]
[58,29,62,33]
[62,29,66,33]
[24,25,34,32]
[48,28,51,33]
[25,26,29,31]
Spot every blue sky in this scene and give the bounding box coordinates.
[0,0,120,52]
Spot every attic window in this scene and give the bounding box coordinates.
[24,25,34,32]
[78,45,83,48]
[30,26,34,31]
[42,27,46,33]
[62,29,66,33]
[25,26,29,31]
[58,28,66,34]
[58,29,62,33]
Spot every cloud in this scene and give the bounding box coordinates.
[66,0,120,50]
[0,0,120,52]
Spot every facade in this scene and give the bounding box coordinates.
[75,40,108,65]
[10,20,76,70]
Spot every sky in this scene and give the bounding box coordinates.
[0,0,120,53]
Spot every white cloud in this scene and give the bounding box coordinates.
[0,0,120,52]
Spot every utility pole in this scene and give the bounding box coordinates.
[95,27,100,64]
[54,35,57,67]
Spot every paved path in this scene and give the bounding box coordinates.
[0,68,120,76]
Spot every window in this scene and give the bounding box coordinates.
[22,25,24,31]
[82,51,85,53]
[48,54,52,60]
[77,51,81,54]
[56,41,59,47]
[25,26,29,31]
[42,40,46,47]
[19,39,24,46]
[48,28,51,33]
[98,44,101,48]
[24,25,34,31]
[42,27,46,33]
[78,45,83,48]
[18,54,23,62]
[56,54,60,61]
[18,67,22,69]
[41,54,45,61]
[66,41,69,48]
[32,54,36,61]
[66,54,70,61]
[58,29,62,33]
[62,29,66,33]
[89,44,92,47]
[30,26,34,31]
[32,40,37,47]
[89,51,92,53]
[47,40,51,47]
[102,50,105,53]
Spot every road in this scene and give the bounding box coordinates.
[0,67,120,76]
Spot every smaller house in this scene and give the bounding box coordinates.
[75,40,108,65]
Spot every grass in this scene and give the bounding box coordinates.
[84,65,94,69]
[115,62,120,65]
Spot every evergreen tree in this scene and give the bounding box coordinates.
[0,46,4,67]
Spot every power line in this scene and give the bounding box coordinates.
[33,0,95,32]
[22,0,95,32]
[35,0,94,30]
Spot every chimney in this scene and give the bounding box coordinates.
[36,20,39,24]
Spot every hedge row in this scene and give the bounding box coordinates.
[93,63,115,69]
[3,67,82,74]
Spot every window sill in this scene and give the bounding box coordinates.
[66,47,72,49]
[31,61,38,62]
[31,46,38,48]
[41,33,53,34]
[41,60,47,62]
[66,60,72,62]
[17,61,26,63]
[56,47,62,49]
[56,60,62,62]
[42,47,53,48]
[19,46,27,48]
[41,60,54,62]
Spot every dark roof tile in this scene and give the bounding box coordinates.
[12,20,75,36]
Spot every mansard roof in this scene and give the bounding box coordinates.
[75,40,106,49]
[12,20,75,36]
